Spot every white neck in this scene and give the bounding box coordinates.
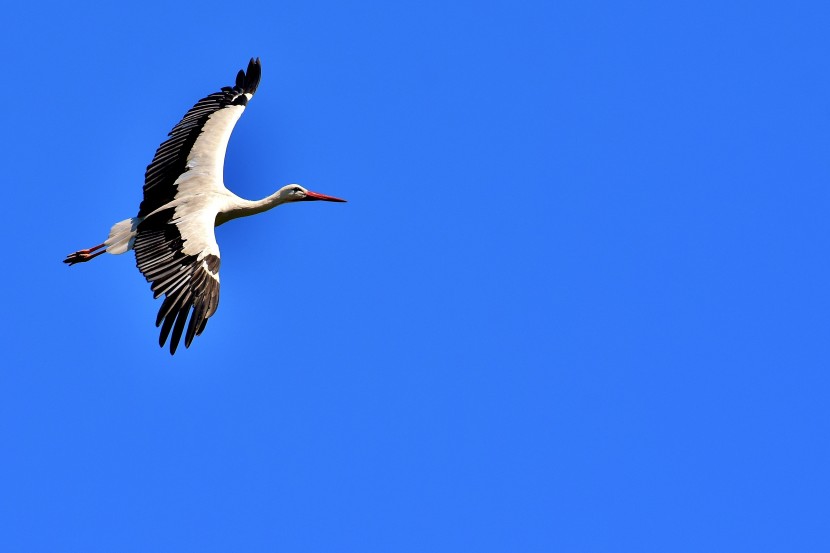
[217,190,288,226]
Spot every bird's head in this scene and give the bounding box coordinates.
[279,184,347,203]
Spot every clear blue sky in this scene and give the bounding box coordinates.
[1,1,828,551]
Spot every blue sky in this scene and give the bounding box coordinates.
[1,0,829,551]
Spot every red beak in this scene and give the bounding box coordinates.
[304,190,347,202]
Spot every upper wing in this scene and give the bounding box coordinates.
[139,58,262,218]
[134,207,221,354]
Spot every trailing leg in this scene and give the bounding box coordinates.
[63,243,106,266]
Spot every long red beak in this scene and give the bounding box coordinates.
[304,190,347,202]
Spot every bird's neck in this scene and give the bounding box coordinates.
[218,191,287,225]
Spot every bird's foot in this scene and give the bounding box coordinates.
[64,243,106,265]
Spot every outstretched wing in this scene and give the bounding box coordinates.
[139,57,262,218]
[133,58,261,354]
[134,207,221,354]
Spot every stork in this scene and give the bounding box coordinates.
[64,58,346,354]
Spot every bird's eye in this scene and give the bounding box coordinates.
[293,187,302,193]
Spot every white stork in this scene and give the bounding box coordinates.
[64,58,346,354]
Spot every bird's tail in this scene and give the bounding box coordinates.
[64,217,142,266]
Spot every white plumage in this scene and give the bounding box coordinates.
[65,58,346,354]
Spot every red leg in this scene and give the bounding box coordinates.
[73,243,106,255]
[63,243,107,265]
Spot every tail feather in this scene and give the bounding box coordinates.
[105,217,141,254]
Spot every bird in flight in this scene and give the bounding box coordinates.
[64,58,346,354]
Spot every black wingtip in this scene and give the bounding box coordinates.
[240,57,261,95]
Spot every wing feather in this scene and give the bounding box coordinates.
[131,58,262,353]
[139,58,261,218]
[134,208,221,354]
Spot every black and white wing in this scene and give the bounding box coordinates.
[134,207,220,354]
[134,58,261,354]
[138,57,261,218]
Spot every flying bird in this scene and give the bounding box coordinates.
[64,58,346,354]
